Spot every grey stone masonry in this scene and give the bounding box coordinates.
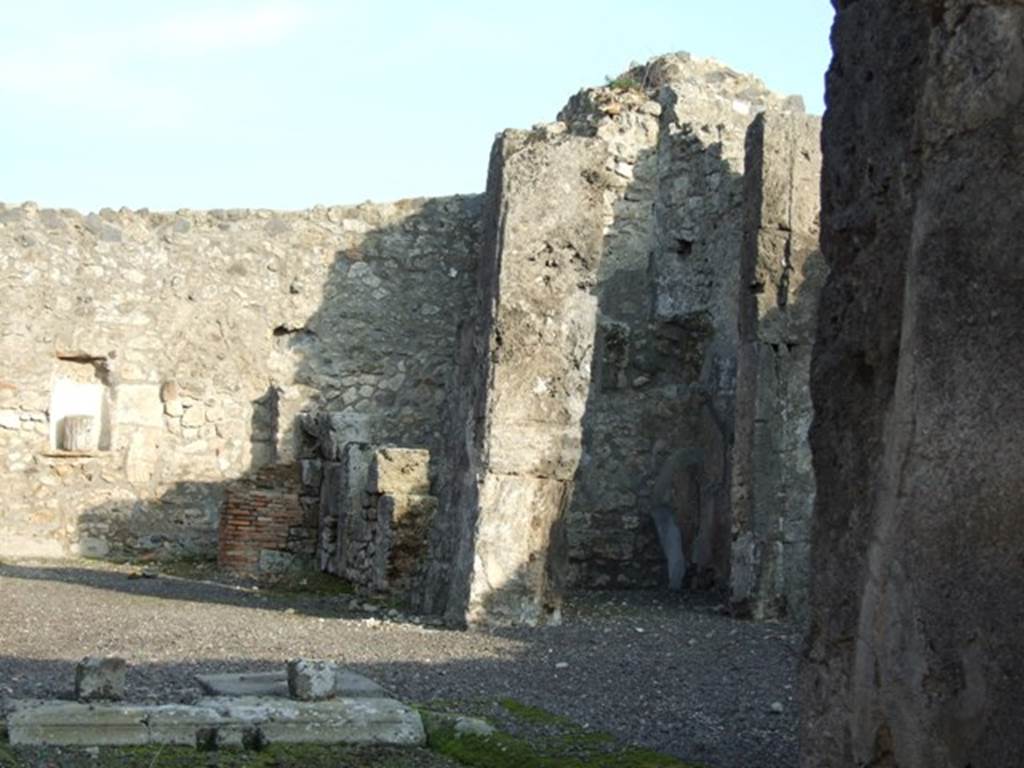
[730,110,823,622]
[555,55,799,593]
[329,441,375,577]
[0,197,480,561]
[407,53,820,625]
[1,51,827,625]
[6,697,425,747]
[802,3,1024,767]
[313,441,436,598]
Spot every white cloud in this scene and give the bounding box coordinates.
[0,3,314,128]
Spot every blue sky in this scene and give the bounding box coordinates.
[1,1,834,212]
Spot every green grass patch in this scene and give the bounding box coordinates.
[426,723,694,767]
[423,702,702,768]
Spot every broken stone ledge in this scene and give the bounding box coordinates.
[196,668,386,699]
[5,697,425,748]
[5,660,419,749]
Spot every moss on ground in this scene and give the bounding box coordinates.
[0,699,703,768]
[0,741,17,768]
[422,700,703,768]
[261,569,355,597]
[497,698,578,728]
[126,557,356,599]
[0,742,456,767]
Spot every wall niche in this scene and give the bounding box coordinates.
[49,355,113,453]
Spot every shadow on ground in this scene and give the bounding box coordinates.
[0,561,361,620]
[0,560,800,768]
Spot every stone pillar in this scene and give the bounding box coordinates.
[803,3,1024,767]
[418,125,610,626]
[730,110,823,622]
[336,442,374,578]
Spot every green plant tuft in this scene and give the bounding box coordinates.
[605,75,645,93]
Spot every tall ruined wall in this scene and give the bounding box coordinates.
[803,3,1024,767]
[416,54,819,625]
[0,198,480,559]
[554,79,667,589]
[730,111,823,621]
[558,56,798,591]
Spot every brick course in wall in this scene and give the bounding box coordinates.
[217,464,316,575]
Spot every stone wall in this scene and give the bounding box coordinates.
[340,447,435,597]
[803,3,1024,766]
[0,198,480,560]
[218,464,315,575]
[415,54,820,625]
[558,56,803,592]
[730,111,823,621]
[554,75,670,590]
[417,125,610,626]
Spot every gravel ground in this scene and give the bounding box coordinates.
[0,559,801,768]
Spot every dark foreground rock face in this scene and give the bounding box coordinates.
[804,3,1024,766]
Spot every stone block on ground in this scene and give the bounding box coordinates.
[197,671,289,698]
[75,657,126,702]
[5,695,421,748]
[197,697,425,746]
[144,705,225,747]
[334,669,388,698]
[367,447,431,495]
[7,701,149,746]
[287,659,338,701]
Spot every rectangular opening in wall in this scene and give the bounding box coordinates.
[49,356,112,453]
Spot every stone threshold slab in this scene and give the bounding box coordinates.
[6,697,424,748]
[196,668,386,698]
